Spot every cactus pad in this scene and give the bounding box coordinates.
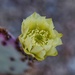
[0,28,33,75]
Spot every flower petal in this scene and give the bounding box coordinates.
[25,37,32,52]
[22,12,41,33]
[54,30,63,38]
[43,40,53,51]
[30,12,41,19]
[36,50,46,61]
[46,18,54,29]
[53,38,62,47]
[37,18,50,31]
[24,48,35,57]
[46,47,58,56]
[31,46,43,54]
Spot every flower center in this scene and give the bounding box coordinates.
[35,34,42,41]
[27,29,49,46]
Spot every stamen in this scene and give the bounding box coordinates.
[25,29,49,46]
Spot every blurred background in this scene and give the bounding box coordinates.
[0,0,75,75]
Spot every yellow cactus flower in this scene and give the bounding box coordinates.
[19,12,63,61]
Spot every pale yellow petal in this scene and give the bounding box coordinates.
[43,40,53,52]
[25,37,32,52]
[43,45,51,52]
[22,18,36,32]
[46,47,58,56]
[36,50,46,61]
[54,30,63,38]
[22,12,42,33]
[30,12,41,18]
[31,46,43,53]
[46,18,54,29]
[36,17,50,31]
[24,48,35,57]
[53,38,62,47]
